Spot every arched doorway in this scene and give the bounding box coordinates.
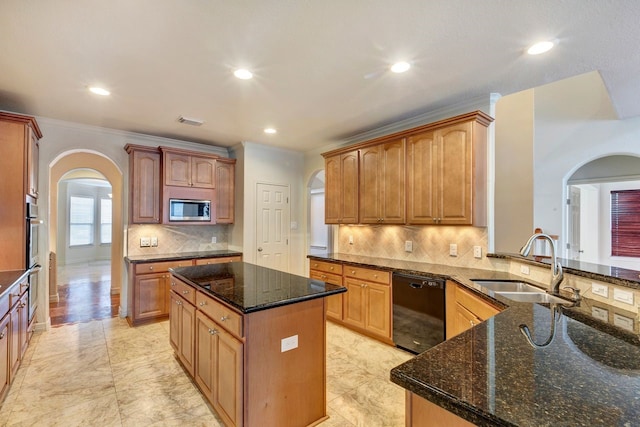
[48,151,124,325]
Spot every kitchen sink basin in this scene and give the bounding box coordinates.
[496,292,572,304]
[472,280,543,293]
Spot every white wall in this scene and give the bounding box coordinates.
[231,142,305,276]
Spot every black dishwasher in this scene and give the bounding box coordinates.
[392,273,446,354]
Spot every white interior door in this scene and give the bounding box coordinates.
[568,186,581,260]
[256,183,290,272]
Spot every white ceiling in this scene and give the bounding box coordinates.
[1,1,639,152]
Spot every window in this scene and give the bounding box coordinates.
[69,196,94,246]
[611,189,640,257]
[100,198,112,244]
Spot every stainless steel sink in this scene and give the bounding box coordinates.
[473,280,543,293]
[494,292,572,304]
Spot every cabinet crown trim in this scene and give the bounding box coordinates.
[0,112,43,139]
[321,110,493,158]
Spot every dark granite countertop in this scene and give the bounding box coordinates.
[0,269,30,299]
[309,253,640,426]
[124,250,243,264]
[171,262,346,314]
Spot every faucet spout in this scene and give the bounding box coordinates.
[519,233,564,293]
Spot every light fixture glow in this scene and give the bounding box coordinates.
[264,128,277,134]
[527,41,555,55]
[234,69,253,79]
[89,86,110,96]
[390,61,411,73]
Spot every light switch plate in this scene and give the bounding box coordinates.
[613,313,634,331]
[404,241,413,252]
[591,306,609,322]
[591,282,608,298]
[520,265,530,275]
[473,246,482,259]
[281,335,298,353]
[150,237,158,247]
[613,288,634,305]
[449,244,457,257]
[211,236,217,243]
[348,235,354,245]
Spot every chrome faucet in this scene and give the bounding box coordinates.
[519,233,564,294]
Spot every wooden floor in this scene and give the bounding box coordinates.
[49,261,119,326]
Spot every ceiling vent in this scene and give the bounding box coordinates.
[178,116,204,126]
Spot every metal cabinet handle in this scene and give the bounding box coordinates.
[0,332,4,339]
[182,290,190,295]
[149,266,154,270]
[176,300,182,305]
[329,266,333,270]
[171,282,176,287]
[199,301,206,307]
[208,328,218,335]
[220,315,229,322]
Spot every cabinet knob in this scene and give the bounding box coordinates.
[320,275,327,279]
[208,328,218,335]
[171,282,176,287]
[313,263,318,268]
[220,315,229,322]
[351,270,356,275]
[149,266,154,270]
[182,290,190,295]
[0,332,4,339]
[329,266,333,270]
[199,301,206,306]
[176,300,182,305]
[469,320,475,327]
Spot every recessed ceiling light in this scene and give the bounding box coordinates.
[390,62,411,73]
[234,69,253,80]
[89,86,110,96]
[264,128,277,134]
[527,41,555,55]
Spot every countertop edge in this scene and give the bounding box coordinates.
[125,250,243,264]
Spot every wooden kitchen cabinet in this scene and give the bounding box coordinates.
[406,391,475,427]
[0,314,9,402]
[343,266,392,343]
[162,148,216,189]
[445,280,500,339]
[194,256,242,266]
[359,138,405,224]
[125,144,161,224]
[9,291,28,379]
[407,116,489,226]
[170,288,196,377]
[325,150,359,224]
[215,158,236,224]
[309,260,344,321]
[26,125,39,200]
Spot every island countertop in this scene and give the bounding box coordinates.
[309,253,640,426]
[170,261,346,314]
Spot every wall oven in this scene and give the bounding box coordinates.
[26,202,42,321]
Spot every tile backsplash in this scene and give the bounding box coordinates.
[337,225,494,269]
[127,224,229,256]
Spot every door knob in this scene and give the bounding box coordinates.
[258,247,263,252]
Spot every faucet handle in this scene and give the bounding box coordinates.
[563,286,581,301]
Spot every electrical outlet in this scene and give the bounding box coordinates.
[520,265,530,275]
[140,237,151,247]
[150,236,158,247]
[591,306,609,322]
[613,313,634,331]
[348,235,354,245]
[211,236,217,244]
[404,240,413,252]
[449,244,457,257]
[591,282,608,298]
[473,246,482,259]
[613,288,634,305]
[281,335,299,352]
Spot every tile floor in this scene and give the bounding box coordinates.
[0,263,413,426]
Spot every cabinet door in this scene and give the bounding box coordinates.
[324,154,342,224]
[195,312,216,401]
[169,292,181,353]
[407,131,437,224]
[380,139,405,223]
[165,152,192,187]
[26,126,39,199]
[134,273,169,320]
[365,282,391,339]
[341,151,359,224]
[191,156,216,188]
[438,122,473,225]
[325,294,343,321]
[0,314,10,400]
[450,303,480,339]
[9,304,20,377]
[18,293,28,361]
[213,326,243,427]
[215,160,235,223]
[359,145,381,223]
[179,298,196,376]
[131,149,160,223]
[343,278,366,329]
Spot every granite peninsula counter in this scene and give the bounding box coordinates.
[308,253,640,427]
[169,262,346,427]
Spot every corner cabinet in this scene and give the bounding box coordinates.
[125,144,161,224]
[445,281,500,339]
[322,111,492,226]
[324,150,359,224]
[309,260,344,321]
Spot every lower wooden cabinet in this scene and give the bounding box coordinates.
[195,311,243,427]
[169,291,196,377]
[445,280,501,339]
[0,314,10,401]
[9,292,28,378]
[406,391,475,427]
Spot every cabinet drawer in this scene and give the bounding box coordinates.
[309,260,342,275]
[194,256,242,265]
[454,285,499,321]
[170,276,196,305]
[135,260,193,275]
[196,291,243,339]
[343,266,390,284]
[310,270,342,286]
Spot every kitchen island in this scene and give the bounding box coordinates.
[169,261,346,427]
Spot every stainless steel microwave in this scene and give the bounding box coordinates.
[169,198,211,222]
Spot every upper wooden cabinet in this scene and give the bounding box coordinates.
[322,111,492,226]
[215,158,236,224]
[162,148,216,189]
[325,150,358,224]
[125,144,161,224]
[359,138,405,224]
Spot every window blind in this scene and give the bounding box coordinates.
[611,189,640,257]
